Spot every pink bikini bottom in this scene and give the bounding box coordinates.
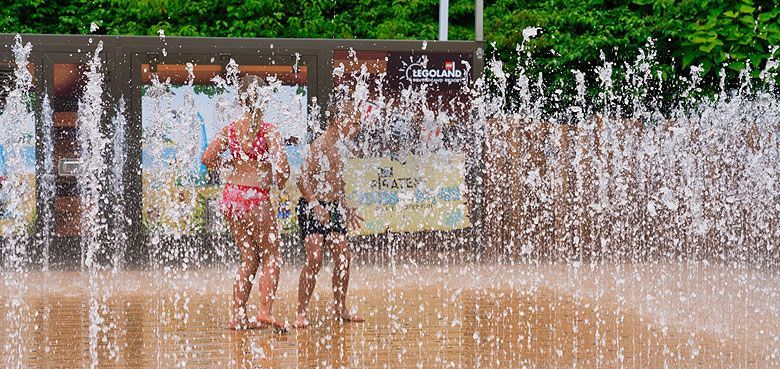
[220,183,271,219]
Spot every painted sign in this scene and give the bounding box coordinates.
[0,101,36,236]
[344,151,470,235]
[387,52,472,89]
[141,82,308,235]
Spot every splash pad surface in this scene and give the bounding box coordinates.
[2,262,776,368]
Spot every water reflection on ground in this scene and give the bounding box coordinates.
[1,263,777,368]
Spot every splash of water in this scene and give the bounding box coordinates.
[110,98,128,269]
[482,41,779,263]
[39,95,55,271]
[0,31,777,368]
[0,34,34,369]
[76,40,117,369]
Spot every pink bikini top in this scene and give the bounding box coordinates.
[228,121,270,161]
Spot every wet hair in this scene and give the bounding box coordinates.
[316,83,360,135]
[326,99,360,130]
[238,75,269,131]
[237,74,266,107]
[312,101,335,134]
[326,102,342,122]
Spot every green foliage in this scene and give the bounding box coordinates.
[677,0,780,78]
[1,0,779,97]
[0,0,475,39]
[485,0,780,102]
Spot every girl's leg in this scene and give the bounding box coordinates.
[327,234,363,322]
[226,216,261,329]
[294,234,325,328]
[246,205,285,329]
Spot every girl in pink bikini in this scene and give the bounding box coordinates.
[201,75,290,330]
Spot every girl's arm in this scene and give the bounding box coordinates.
[266,124,290,190]
[296,143,318,202]
[296,143,330,223]
[201,126,230,171]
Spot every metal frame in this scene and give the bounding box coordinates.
[0,33,484,266]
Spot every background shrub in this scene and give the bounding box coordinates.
[2,0,778,104]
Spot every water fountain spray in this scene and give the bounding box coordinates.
[0,34,34,369]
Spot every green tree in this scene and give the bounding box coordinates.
[2,0,779,100]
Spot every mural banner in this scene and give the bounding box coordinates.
[344,151,471,235]
[141,82,308,236]
[0,108,36,236]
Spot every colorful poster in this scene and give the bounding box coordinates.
[0,101,36,236]
[141,80,472,237]
[141,82,307,235]
[344,151,471,235]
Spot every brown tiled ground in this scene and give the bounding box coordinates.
[1,263,777,368]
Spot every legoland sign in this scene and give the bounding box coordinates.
[406,59,466,83]
[388,52,472,89]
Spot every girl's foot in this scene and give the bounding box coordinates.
[254,314,288,332]
[292,314,310,329]
[335,312,364,323]
[227,319,250,330]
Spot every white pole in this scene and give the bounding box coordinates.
[475,0,484,41]
[439,0,449,41]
